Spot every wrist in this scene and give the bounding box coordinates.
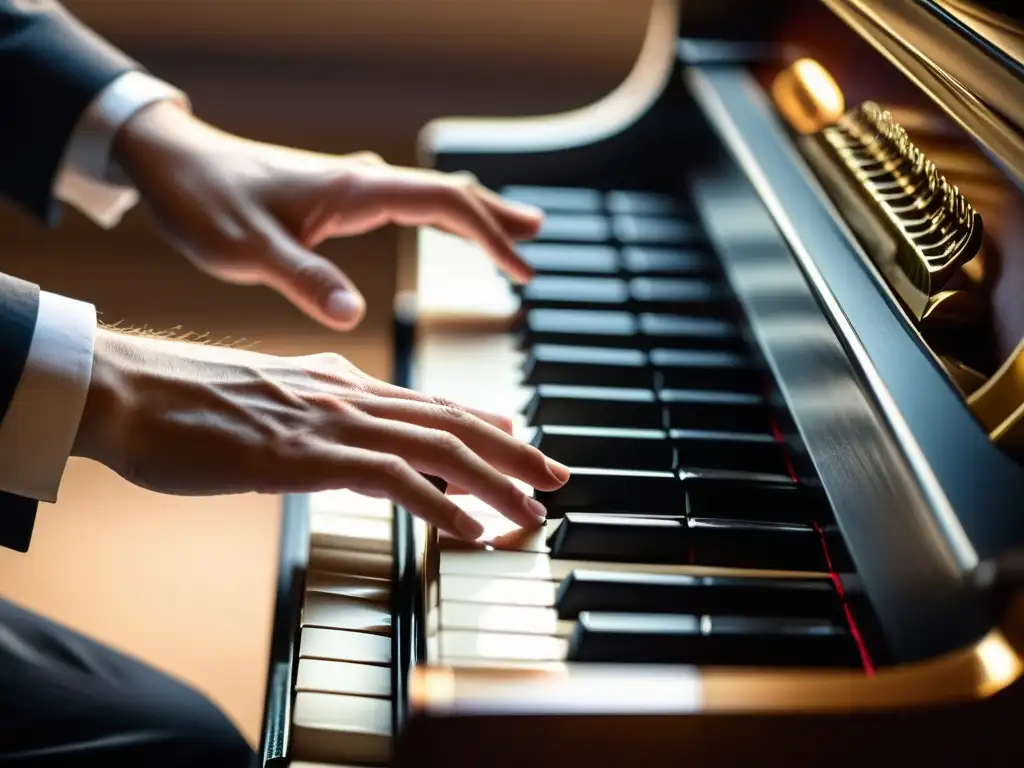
[72,328,132,464]
[112,100,214,184]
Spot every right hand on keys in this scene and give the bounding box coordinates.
[72,328,570,540]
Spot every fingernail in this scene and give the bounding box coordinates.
[454,514,484,541]
[326,290,364,321]
[545,458,571,484]
[509,201,544,218]
[524,496,548,523]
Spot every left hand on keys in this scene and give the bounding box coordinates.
[114,100,543,331]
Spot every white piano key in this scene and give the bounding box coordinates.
[308,489,393,520]
[438,512,554,553]
[439,630,568,662]
[440,574,557,607]
[303,593,391,635]
[296,658,391,699]
[299,628,391,666]
[441,601,572,637]
[291,692,391,766]
[440,550,831,582]
[311,513,392,554]
[442,657,569,672]
[416,227,518,322]
[309,547,392,581]
[306,572,390,602]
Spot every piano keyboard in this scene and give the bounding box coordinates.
[415,185,868,674]
[284,183,877,765]
[289,491,395,765]
[283,184,874,766]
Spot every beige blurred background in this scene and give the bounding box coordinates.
[0,0,652,747]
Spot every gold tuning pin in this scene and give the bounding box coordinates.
[771,58,846,136]
[817,101,984,320]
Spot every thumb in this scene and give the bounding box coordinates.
[259,229,366,331]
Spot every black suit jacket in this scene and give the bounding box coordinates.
[0,0,138,551]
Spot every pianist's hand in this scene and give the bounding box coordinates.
[113,101,543,332]
[72,329,569,540]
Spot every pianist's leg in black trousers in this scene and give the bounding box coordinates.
[0,598,254,767]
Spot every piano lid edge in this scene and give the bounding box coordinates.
[685,63,1024,662]
[415,0,680,167]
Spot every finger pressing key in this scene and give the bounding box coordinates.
[339,417,547,530]
[355,396,569,491]
[315,446,484,541]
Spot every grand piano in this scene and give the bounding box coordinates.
[258,1,1024,765]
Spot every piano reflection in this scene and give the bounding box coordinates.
[256,1,1024,765]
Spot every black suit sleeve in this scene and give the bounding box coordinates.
[0,0,139,225]
[0,272,41,552]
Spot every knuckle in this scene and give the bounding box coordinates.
[428,429,464,456]
[356,151,386,165]
[440,182,469,205]
[431,399,473,426]
[369,454,410,484]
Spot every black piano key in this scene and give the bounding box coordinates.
[672,430,790,477]
[606,191,684,216]
[535,468,683,517]
[537,214,611,243]
[638,313,743,350]
[547,513,688,563]
[518,309,639,349]
[661,389,771,433]
[501,185,603,212]
[569,612,861,667]
[525,384,662,429]
[684,476,825,525]
[533,426,673,471]
[521,276,629,310]
[553,570,840,621]
[629,277,729,316]
[622,246,718,276]
[517,244,620,275]
[523,345,652,388]
[651,348,762,392]
[688,517,826,571]
[612,215,702,245]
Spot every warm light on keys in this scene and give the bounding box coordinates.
[771,58,846,135]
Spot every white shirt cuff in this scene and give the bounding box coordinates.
[54,70,191,229]
[0,293,96,503]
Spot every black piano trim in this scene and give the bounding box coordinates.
[259,493,310,766]
[685,62,1023,662]
[390,299,423,749]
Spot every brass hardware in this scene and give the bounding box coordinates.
[821,101,984,320]
[771,58,846,135]
[939,356,988,397]
[969,336,1024,447]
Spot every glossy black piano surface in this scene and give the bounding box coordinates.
[260,1,1024,766]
